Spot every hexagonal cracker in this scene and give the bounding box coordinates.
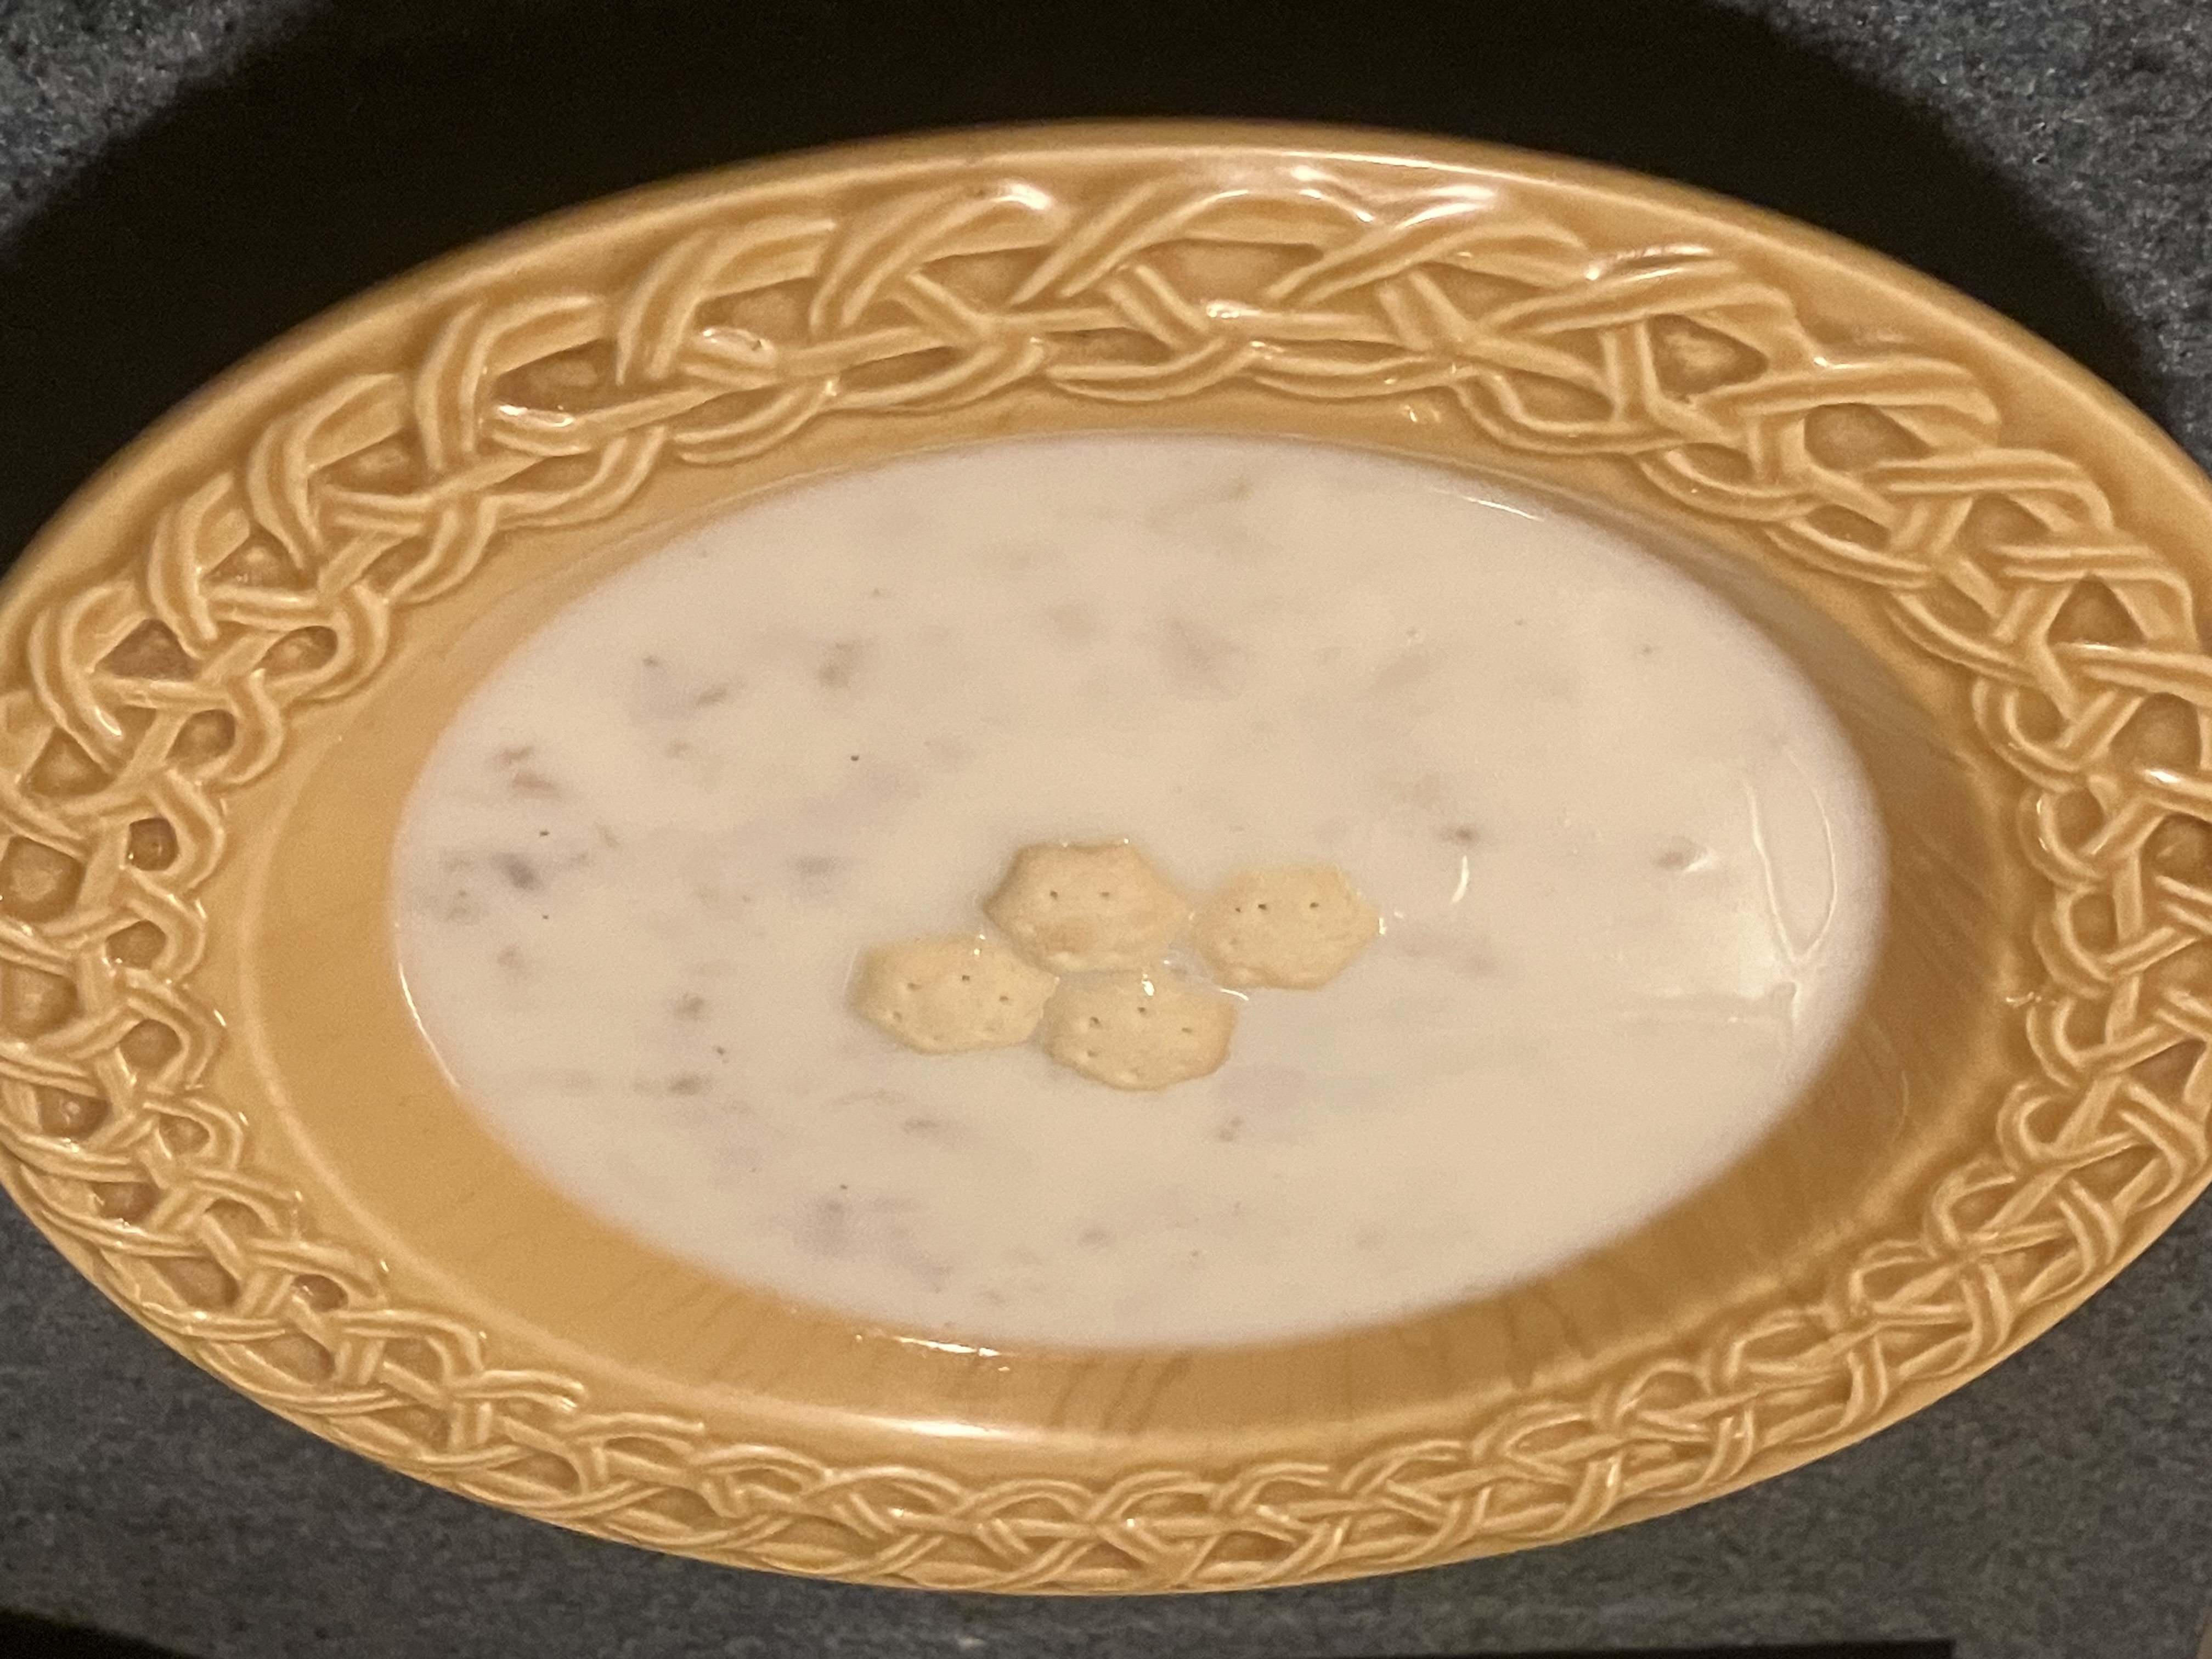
[1192,864,1379,989]
[1038,968,1237,1091]
[983,841,1191,973]
[850,933,1059,1054]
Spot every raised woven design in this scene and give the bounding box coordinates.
[2,145,2209,1590]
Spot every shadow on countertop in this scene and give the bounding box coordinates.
[0,1609,195,1657]
[0,1602,1954,1659]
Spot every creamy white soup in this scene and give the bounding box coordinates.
[391,435,1884,1348]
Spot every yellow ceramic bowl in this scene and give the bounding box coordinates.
[3,123,2210,1592]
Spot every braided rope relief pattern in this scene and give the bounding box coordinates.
[0,167,2207,1591]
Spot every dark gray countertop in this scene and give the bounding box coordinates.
[1,3,2208,1656]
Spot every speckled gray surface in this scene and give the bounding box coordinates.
[0,2,2209,1656]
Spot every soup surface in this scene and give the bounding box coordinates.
[391,435,1884,1347]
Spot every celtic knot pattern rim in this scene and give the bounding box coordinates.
[0,131,2208,1592]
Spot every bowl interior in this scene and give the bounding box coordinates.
[229,404,2022,1468]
